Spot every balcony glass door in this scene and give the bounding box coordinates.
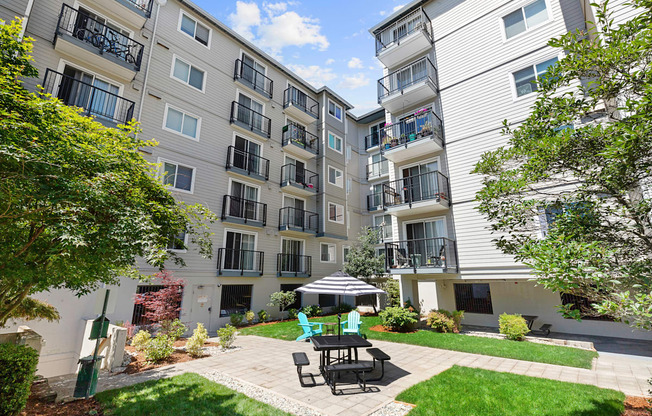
[402,161,438,203]
[59,65,120,121]
[233,135,261,174]
[242,53,266,91]
[406,219,446,267]
[282,239,303,272]
[230,181,258,220]
[238,94,263,131]
[290,87,307,110]
[284,196,304,228]
[286,157,305,184]
[224,231,255,270]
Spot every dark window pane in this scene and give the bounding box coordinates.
[454,283,493,314]
[219,284,252,317]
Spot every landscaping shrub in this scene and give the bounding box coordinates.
[301,304,322,317]
[218,324,237,350]
[379,306,419,332]
[162,319,187,340]
[380,279,401,308]
[0,343,38,416]
[230,313,244,327]
[332,303,354,314]
[267,291,296,321]
[144,335,174,363]
[257,310,269,323]
[287,308,298,320]
[499,313,530,341]
[427,309,464,333]
[186,323,208,358]
[131,330,151,351]
[245,310,255,325]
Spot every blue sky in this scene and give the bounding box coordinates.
[191,1,407,116]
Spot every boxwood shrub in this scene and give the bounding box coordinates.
[0,343,39,416]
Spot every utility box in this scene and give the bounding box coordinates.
[89,316,110,340]
[73,356,103,398]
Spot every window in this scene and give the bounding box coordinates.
[513,57,558,97]
[172,56,205,91]
[374,214,393,240]
[454,283,493,314]
[280,284,302,310]
[320,243,336,263]
[167,231,187,251]
[328,166,343,188]
[162,160,195,192]
[502,0,549,39]
[179,12,210,46]
[219,284,252,317]
[560,293,614,321]
[343,246,350,263]
[328,202,344,223]
[319,294,336,307]
[328,99,342,121]
[164,105,200,139]
[132,285,182,325]
[328,132,343,153]
[223,230,257,270]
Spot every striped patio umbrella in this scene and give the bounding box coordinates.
[296,270,385,338]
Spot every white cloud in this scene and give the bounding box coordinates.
[325,58,335,65]
[379,10,387,16]
[263,2,288,15]
[350,100,381,116]
[393,4,405,12]
[339,73,370,90]
[287,64,337,88]
[257,11,329,55]
[348,57,363,69]
[228,1,261,41]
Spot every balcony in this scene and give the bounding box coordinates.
[54,4,144,80]
[367,159,389,180]
[282,124,319,159]
[283,87,319,124]
[41,69,135,125]
[225,146,269,182]
[365,132,385,151]
[382,171,450,216]
[234,59,273,100]
[374,7,434,68]
[385,237,458,274]
[277,253,312,277]
[367,193,384,212]
[377,57,438,113]
[90,0,153,29]
[217,248,264,277]
[280,164,319,196]
[278,207,319,236]
[380,110,444,163]
[230,101,272,139]
[221,195,267,227]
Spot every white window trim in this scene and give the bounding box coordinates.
[401,215,448,240]
[236,89,266,117]
[232,132,264,157]
[320,243,337,263]
[328,165,344,188]
[167,231,188,253]
[282,193,307,207]
[158,157,197,194]
[162,103,202,141]
[73,1,134,38]
[170,54,206,93]
[227,177,262,202]
[509,54,560,102]
[178,10,212,48]
[240,50,267,75]
[328,99,343,122]
[222,228,258,252]
[279,237,306,255]
[398,156,441,179]
[327,202,345,224]
[327,131,343,154]
[342,245,350,262]
[500,0,553,43]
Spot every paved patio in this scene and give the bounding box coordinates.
[48,334,652,416]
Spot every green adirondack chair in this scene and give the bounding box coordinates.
[296,312,323,341]
[340,310,362,336]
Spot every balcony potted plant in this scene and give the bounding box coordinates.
[420,122,432,137]
[390,137,399,148]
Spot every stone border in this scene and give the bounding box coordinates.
[460,330,595,351]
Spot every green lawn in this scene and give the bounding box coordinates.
[239,314,597,369]
[95,373,290,416]
[395,365,624,416]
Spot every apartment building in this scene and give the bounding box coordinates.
[367,0,652,341]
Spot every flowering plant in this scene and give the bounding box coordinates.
[414,108,428,116]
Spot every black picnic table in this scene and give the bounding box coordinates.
[311,335,372,376]
[521,315,538,330]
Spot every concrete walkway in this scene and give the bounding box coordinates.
[49,335,652,416]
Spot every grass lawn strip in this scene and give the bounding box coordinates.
[239,315,597,369]
[95,373,292,416]
[395,365,624,416]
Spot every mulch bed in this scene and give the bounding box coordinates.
[21,397,103,416]
[369,324,418,334]
[123,338,219,374]
[623,396,651,416]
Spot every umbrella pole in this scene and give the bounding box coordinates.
[337,295,341,340]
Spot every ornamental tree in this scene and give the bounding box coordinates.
[134,270,184,326]
[344,226,386,312]
[473,1,652,329]
[267,291,296,321]
[0,20,216,326]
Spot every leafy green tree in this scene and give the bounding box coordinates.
[344,226,386,312]
[473,1,652,329]
[267,291,296,321]
[0,20,216,326]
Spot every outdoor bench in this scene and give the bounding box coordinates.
[366,348,391,381]
[324,362,374,394]
[292,352,311,387]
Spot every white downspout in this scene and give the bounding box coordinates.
[18,0,35,41]
[137,0,165,123]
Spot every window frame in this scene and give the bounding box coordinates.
[162,104,201,140]
[219,284,253,317]
[328,202,345,224]
[510,55,559,101]
[167,231,188,253]
[500,0,552,42]
[328,132,343,154]
[342,245,350,263]
[158,157,196,194]
[454,283,494,314]
[328,165,344,188]
[178,10,211,48]
[320,242,337,263]
[328,99,343,121]
[170,54,206,92]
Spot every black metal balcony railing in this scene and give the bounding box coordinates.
[280,164,319,192]
[385,237,457,272]
[218,248,264,276]
[282,124,319,155]
[234,59,274,98]
[382,171,450,208]
[225,146,270,180]
[278,207,319,233]
[378,57,438,102]
[367,159,389,179]
[375,7,433,55]
[277,253,312,276]
[367,193,384,211]
[230,101,272,138]
[41,69,135,124]
[283,87,319,119]
[123,0,153,17]
[380,110,444,154]
[56,4,144,70]
[365,132,385,149]
[221,195,267,226]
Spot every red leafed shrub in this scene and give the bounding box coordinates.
[134,270,184,326]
